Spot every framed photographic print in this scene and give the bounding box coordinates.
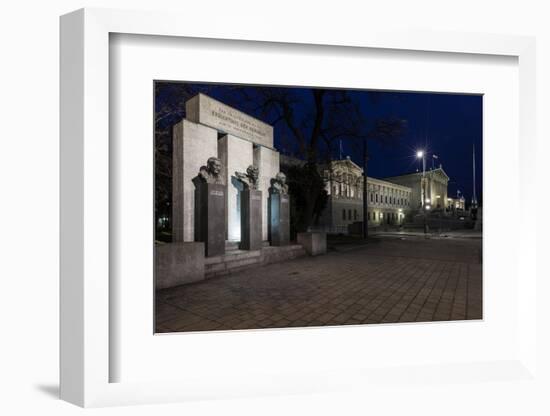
[153,81,483,335]
[60,8,538,408]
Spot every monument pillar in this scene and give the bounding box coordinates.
[253,146,280,241]
[218,134,254,242]
[172,119,218,242]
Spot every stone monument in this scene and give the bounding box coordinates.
[235,165,262,250]
[269,172,290,246]
[194,157,225,257]
[172,93,281,247]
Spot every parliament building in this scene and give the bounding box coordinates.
[317,158,414,234]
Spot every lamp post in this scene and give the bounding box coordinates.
[417,150,428,234]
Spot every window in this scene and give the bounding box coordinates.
[348,209,352,220]
[380,212,383,220]
[376,194,378,203]
[370,193,373,202]
[342,209,345,220]
[368,212,371,221]
[354,209,357,220]
[385,196,388,203]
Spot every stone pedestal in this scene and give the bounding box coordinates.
[240,189,262,250]
[297,232,327,256]
[194,183,225,257]
[269,193,290,246]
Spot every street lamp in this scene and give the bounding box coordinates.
[417,149,428,234]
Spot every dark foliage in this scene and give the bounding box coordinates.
[286,162,329,238]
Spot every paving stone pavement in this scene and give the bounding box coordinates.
[156,237,482,333]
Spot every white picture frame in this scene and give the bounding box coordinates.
[60,8,538,408]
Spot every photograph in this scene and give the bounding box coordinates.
[154,82,483,333]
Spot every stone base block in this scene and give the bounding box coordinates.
[155,242,205,289]
[297,232,327,256]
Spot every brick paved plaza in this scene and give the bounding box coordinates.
[156,236,482,333]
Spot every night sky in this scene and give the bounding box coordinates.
[156,83,482,204]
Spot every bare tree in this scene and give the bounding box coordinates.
[223,87,406,232]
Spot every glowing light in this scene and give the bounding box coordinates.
[425,198,431,203]
[416,150,424,158]
[426,205,431,210]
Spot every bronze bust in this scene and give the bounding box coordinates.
[235,165,260,190]
[270,172,289,195]
[198,156,224,185]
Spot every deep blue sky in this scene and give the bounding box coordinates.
[358,91,482,202]
[156,83,482,203]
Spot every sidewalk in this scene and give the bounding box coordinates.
[372,229,482,239]
[156,237,482,333]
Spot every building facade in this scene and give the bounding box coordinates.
[447,196,466,212]
[318,158,413,234]
[383,167,450,212]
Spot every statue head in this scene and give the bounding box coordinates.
[275,172,286,185]
[270,172,288,195]
[206,157,222,176]
[246,165,259,182]
[234,164,259,190]
[198,156,223,185]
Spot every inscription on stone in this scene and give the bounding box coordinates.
[186,93,274,148]
[210,190,224,197]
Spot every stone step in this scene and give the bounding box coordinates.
[205,249,262,265]
[225,240,270,251]
[205,244,307,278]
